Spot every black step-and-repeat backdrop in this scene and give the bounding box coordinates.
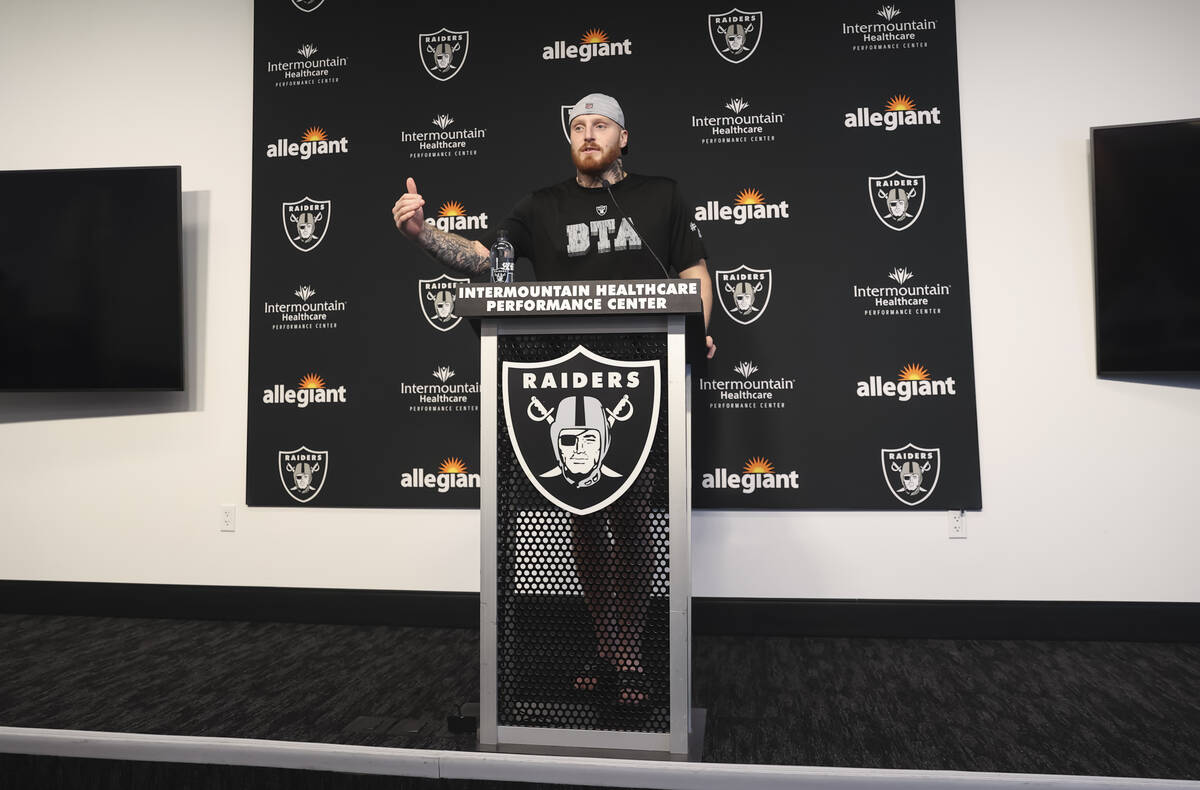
[248,0,982,511]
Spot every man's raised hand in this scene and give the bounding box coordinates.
[392,177,426,240]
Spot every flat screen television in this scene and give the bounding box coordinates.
[0,166,183,390]
[1092,119,1200,375]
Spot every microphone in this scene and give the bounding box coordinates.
[600,178,672,279]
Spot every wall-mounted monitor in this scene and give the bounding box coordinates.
[1092,119,1200,375]
[0,166,183,390]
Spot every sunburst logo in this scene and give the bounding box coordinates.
[888,267,915,285]
[885,95,916,111]
[438,201,465,217]
[725,97,751,113]
[302,127,328,142]
[295,285,316,301]
[263,373,347,407]
[426,200,488,232]
[543,29,632,61]
[898,364,930,381]
[297,44,318,58]
[856,364,956,401]
[744,457,775,474]
[267,126,349,159]
[735,188,765,205]
[439,457,468,474]
[845,94,941,131]
[299,373,326,389]
[432,114,454,130]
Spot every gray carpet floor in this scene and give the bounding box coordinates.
[1,614,1199,779]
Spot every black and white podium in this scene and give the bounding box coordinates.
[456,279,703,757]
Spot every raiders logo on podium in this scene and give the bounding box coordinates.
[503,345,661,515]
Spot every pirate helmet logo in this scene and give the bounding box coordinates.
[503,345,660,515]
[708,8,764,64]
[278,446,329,503]
[418,273,468,332]
[560,104,574,143]
[714,264,772,325]
[881,443,941,506]
[281,197,331,252]
[419,28,469,81]
[868,171,926,231]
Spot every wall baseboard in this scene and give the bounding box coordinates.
[1,581,1196,642]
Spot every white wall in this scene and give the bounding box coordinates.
[2,0,1197,601]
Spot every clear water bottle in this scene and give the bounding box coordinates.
[490,229,515,283]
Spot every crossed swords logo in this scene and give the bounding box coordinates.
[526,394,633,481]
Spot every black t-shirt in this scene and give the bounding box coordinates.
[481,173,707,280]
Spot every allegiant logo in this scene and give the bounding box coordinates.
[700,456,799,493]
[543,29,633,61]
[265,127,350,159]
[694,189,790,225]
[400,457,481,492]
[425,200,489,232]
[844,95,942,131]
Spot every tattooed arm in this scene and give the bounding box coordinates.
[415,224,490,275]
[392,176,489,274]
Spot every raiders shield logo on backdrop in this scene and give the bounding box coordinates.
[279,446,328,503]
[708,8,763,63]
[419,28,469,81]
[560,104,574,142]
[503,346,661,515]
[281,197,330,252]
[290,0,325,12]
[715,264,772,325]
[869,171,926,231]
[419,274,468,332]
[881,443,941,506]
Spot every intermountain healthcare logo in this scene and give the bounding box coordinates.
[266,43,348,88]
[279,446,328,503]
[265,127,349,159]
[419,29,469,81]
[714,264,772,325]
[400,114,487,159]
[708,9,763,63]
[400,457,481,492]
[264,285,347,332]
[882,443,940,506]
[843,5,939,52]
[700,457,799,493]
[868,172,925,231]
[281,198,330,251]
[503,346,660,515]
[698,360,795,409]
[694,189,790,225]
[425,200,488,233]
[692,97,785,145]
[419,274,468,332]
[400,366,480,413]
[856,364,956,402]
[543,29,632,62]
[845,95,942,131]
[851,267,951,317]
[262,373,347,408]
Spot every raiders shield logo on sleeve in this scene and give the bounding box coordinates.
[715,264,772,325]
[881,443,941,506]
[869,171,926,231]
[708,8,763,63]
[503,346,661,515]
[419,28,469,81]
[279,446,329,503]
[419,274,468,332]
[281,197,331,252]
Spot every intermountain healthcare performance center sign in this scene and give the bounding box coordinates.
[247,0,981,511]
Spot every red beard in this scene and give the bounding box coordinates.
[571,141,620,176]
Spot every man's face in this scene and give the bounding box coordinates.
[558,428,602,474]
[900,462,922,492]
[570,114,627,176]
[888,191,909,218]
[293,465,312,490]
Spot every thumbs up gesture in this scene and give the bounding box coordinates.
[391,177,426,240]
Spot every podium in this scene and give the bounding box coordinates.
[456,279,703,757]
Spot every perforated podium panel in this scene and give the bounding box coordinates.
[496,332,670,735]
[478,313,692,755]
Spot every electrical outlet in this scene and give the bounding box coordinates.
[221,505,236,533]
[948,509,966,539]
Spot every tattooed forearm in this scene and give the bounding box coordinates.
[416,225,490,274]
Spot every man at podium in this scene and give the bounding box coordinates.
[391,93,716,359]
[393,93,708,711]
